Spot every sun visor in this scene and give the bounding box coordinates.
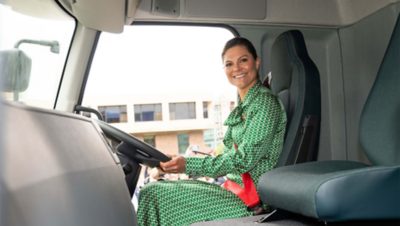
[57,0,127,33]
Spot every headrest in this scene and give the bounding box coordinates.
[270,30,309,94]
[0,49,32,92]
[270,33,294,94]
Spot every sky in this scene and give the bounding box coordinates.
[84,25,237,100]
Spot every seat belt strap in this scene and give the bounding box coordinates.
[222,143,260,208]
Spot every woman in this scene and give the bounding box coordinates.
[137,37,287,226]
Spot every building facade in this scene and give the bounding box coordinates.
[85,93,236,156]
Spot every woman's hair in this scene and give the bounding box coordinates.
[221,37,258,60]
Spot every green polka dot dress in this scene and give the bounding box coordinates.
[137,81,287,226]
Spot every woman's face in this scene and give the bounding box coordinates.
[223,45,260,98]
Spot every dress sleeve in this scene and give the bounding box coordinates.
[185,94,283,178]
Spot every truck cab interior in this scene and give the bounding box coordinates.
[1,0,399,225]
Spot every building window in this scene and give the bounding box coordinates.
[177,133,189,154]
[203,101,210,119]
[203,129,215,148]
[98,105,127,123]
[169,102,196,120]
[144,135,156,147]
[134,103,162,122]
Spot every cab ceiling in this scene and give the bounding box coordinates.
[134,0,400,27]
[2,0,400,33]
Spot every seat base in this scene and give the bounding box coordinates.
[258,160,400,222]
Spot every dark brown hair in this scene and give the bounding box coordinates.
[221,37,258,60]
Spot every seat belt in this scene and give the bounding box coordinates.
[222,143,260,208]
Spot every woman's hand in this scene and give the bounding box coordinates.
[159,156,186,174]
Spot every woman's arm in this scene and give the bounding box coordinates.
[185,94,283,178]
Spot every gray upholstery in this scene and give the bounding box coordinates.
[0,101,137,226]
[268,30,321,167]
[259,161,400,221]
[359,16,400,165]
[258,14,400,222]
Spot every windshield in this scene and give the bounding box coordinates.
[83,25,236,152]
[0,4,75,109]
[82,25,236,208]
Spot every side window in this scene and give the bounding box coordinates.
[0,4,75,109]
[82,25,236,156]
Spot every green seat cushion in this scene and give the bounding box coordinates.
[258,161,400,221]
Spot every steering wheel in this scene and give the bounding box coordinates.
[96,119,171,168]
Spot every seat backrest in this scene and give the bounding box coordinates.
[359,13,400,166]
[1,101,138,226]
[267,30,321,166]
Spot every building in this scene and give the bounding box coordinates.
[84,92,236,156]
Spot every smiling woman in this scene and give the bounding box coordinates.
[133,36,287,226]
